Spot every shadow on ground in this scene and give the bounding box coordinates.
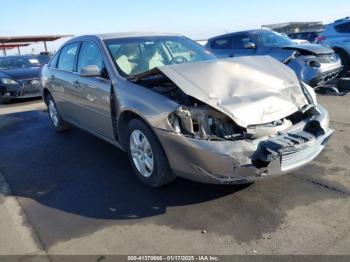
[0,111,347,247]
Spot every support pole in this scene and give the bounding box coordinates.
[1,43,6,56]
[44,41,48,52]
[17,46,21,55]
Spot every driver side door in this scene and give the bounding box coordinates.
[74,41,115,140]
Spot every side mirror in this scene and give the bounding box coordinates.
[244,42,256,49]
[80,65,101,77]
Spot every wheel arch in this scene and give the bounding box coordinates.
[42,88,51,105]
[333,46,350,61]
[117,109,156,150]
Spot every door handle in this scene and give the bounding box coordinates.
[72,80,80,88]
[86,94,97,102]
[50,74,55,80]
[229,54,235,58]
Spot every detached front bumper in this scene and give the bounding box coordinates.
[0,79,41,99]
[155,105,333,184]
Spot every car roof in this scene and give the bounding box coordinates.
[97,32,181,40]
[208,29,267,40]
[333,17,350,24]
[64,32,183,45]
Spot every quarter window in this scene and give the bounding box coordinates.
[57,42,79,71]
[335,22,350,33]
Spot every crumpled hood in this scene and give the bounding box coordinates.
[158,56,308,127]
[281,44,334,55]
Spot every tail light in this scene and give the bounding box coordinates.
[315,36,326,44]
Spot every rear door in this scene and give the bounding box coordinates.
[53,42,82,123]
[75,41,115,139]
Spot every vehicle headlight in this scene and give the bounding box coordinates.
[30,79,40,85]
[168,106,245,141]
[300,81,317,105]
[1,78,19,85]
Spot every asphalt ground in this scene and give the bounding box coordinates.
[0,95,349,255]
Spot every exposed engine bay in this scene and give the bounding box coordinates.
[134,71,318,142]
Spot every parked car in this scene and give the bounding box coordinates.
[41,33,333,188]
[315,17,350,76]
[291,39,310,45]
[35,53,53,66]
[206,29,343,87]
[0,55,45,103]
[288,31,322,43]
[280,33,310,45]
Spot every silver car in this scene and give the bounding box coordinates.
[206,30,343,87]
[316,17,350,77]
[41,33,333,188]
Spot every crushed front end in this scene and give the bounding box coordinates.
[155,103,332,184]
[133,56,333,184]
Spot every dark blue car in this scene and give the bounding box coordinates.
[206,29,343,87]
[0,55,47,103]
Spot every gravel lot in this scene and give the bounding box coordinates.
[0,95,349,255]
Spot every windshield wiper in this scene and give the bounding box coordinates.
[126,67,162,83]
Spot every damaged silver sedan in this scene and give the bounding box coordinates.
[41,33,333,187]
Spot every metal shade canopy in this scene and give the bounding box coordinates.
[0,34,73,55]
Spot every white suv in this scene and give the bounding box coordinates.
[316,17,350,76]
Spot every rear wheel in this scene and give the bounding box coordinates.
[336,49,349,77]
[126,118,175,188]
[47,94,70,132]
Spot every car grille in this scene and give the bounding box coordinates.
[20,79,41,96]
[281,143,322,171]
[317,53,337,63]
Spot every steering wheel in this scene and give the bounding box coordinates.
[170,56,188,64]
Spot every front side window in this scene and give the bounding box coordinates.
[0,56,40,70]
[57,42,79,71]
[77,42,104,72]
[211,37,232,49]
[231,34,253,49]
[257,30,295,47]
[335,22,350,33]
[105,36,216,77]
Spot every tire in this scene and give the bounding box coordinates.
[46,94,70,132]
[336,50,350,77]
[126,118,175,188]
[0,90,11,104]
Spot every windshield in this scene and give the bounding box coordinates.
[0,56,41,70]
[105,36,216,77]
[257,30,295,47]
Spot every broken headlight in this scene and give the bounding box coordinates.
[300,81,317,105]
[168,105,245,141]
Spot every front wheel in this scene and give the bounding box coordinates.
[47,94,70,132]
[126,118,175,188]
[0,90,11,104]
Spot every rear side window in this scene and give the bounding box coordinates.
[335,22,350,33]
[57,42,80,71]
[211,37,232,49]
[232,34,253,49]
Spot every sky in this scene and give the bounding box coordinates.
[1,0,349,55]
